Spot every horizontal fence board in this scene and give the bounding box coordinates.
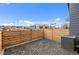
[44,29,69,42]
[44,29,53,40]
[53,29,69,42]
[0,29,69,50]
[32,30,43,40]
[52,29,61,42]
[2,29,44,49]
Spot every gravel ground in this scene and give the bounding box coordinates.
[4,39,78,55]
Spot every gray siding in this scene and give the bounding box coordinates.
[69,4,79,37]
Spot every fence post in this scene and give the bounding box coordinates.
[43,29,45,39]
[31,29,32,40]
[52,29,53,40]
[0,31,2,53]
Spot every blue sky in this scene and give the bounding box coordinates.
[0,3,69,26]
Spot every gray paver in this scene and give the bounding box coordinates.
[4,39,78,55]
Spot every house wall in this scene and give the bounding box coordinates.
[69,4,79,37]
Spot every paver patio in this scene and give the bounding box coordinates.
[4,39,78,55]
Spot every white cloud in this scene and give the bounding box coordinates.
[1,19,35,26]
[52,18,63,27]
[18,20,35,26]
[24,20,34,24]
[5,3,11,5]
[2,23,14,26]
[52,18,61,23]
[55,18,61,21]
[35,22,50,24]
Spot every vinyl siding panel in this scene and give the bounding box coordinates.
[69,4,79,37]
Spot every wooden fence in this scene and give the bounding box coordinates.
[44,29,53,40]
[32,30,44,40]
[0,31,2,53]
[2,29,44,49]
[0,29,69,53]
[44,29,69,42]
